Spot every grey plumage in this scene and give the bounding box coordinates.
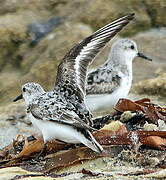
[87,67,121,94]
[86,38,152,112]
[14,14,135,153]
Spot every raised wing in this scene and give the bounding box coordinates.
[55,13,134,100]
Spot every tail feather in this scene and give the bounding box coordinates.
[81,130,103,153]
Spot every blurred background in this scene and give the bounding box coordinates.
[0,0,166,106]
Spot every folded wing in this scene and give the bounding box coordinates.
[86,68,121,94]
[30,104,96,130]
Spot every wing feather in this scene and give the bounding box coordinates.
[30,104,96,131]
[55,14,134,100]
[86,82,119,95]
[86,68,121,94]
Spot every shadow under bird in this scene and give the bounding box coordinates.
[86,39,152,113]
[13,14,134,153]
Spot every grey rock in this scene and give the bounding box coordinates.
[28,16,63,46]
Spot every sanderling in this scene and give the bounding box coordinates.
[13,14,134,153]
[86,39,152,112]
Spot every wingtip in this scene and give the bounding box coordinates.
[126,13,135,20]
[130,12,135,16]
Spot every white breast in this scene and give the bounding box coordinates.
[28,113,84,143]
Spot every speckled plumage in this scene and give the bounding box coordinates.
[14,14,135,153]
[26,85,93,130]
[87,67,121,94]
[86,39,152,112]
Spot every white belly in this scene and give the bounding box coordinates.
[86,85,130,112]
[28,113,103,152]
[28,113,83,143]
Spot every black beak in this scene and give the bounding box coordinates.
[137,52,152,61]
[13,94,23,102]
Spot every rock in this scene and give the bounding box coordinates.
[56,0,150,36]
[0,22,92,104]
[144,169,166,179]
[0,167,32,180]
[101,120,124,131]
[35,0,166,35]
[0,0,63,71]
[143,121,158,131]
[0,119,32,149]
[120,111,136,123]
[1,165,166,180]
[21,22,92,89]
[143,120,166,131]
[0,71,22,104]
[0,14,27,70]
[0,0,54,16]
[132,28,166,83]
[146,157,160,167]
[0,102,25,116]
[0,12,49,71]
[28,16,63,46]
[0,102,33,149]
[158,120,166,131]
[144,0,166,26]
[78,0,151,36]
[133,72,166,97]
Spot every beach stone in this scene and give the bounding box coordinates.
[143,121,158,131]
[132,28,166,83]
[78,0,151,36]
[144,0,166,26]
[133,72,166,97]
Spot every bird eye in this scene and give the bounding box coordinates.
[22,87,26,92]
[130,45,135,49]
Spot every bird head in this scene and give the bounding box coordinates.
[13,82,45,105]
[111,39,152,65]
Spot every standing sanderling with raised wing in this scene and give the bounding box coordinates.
[13,14,134,153]
[86,38,152,113]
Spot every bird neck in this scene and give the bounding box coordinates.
[24,92,44,107]
[24,96,35,107]
[104,51,133,76]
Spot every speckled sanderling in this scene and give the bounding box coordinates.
[13,14,134,153]
[86,39,152,112]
